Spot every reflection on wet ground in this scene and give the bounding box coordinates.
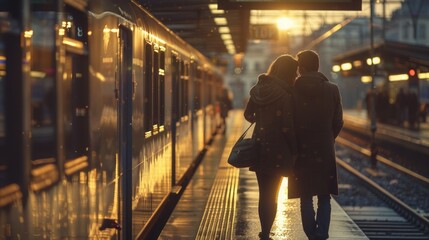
[160,110,368,240]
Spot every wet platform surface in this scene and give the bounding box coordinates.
[159,110,368,240]
[234,169,367,240]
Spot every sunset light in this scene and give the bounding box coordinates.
[277,17,294,31]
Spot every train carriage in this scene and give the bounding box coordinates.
[0,0,224,239]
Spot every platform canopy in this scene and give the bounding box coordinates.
[332,41,429,77]
[139,0,362,58]
[139,0,250,58]
[218,0,362,10]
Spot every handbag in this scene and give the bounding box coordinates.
[227,123,258,168]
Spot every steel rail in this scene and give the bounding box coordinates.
[336,157,429,233]
[337,136,429,186]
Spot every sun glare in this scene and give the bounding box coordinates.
[277,17,294,31]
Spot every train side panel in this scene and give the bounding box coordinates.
[0,0,224,239]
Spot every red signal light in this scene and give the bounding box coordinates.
[409,69,416,76]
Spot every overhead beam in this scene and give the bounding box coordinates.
[217,0,362,11]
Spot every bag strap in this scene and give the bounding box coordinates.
[238,122,255,141]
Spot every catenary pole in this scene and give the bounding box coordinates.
[369,0,378,169]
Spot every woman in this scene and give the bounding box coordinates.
[244,54,298,240]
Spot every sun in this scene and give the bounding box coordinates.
[277,17,294,31]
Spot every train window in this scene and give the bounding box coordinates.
[201,70,207,108]
[63,53,89,163]
[0,40,5,173]
[184,63,190,116]
[61,4,89,173]
[144,43,153,135]
[30,12,57,162]
[153,49,159,130]
[179,60,185,118]
[194,68,202,110]
[160,49,165,126]
[63,5,88,43]
[171,55,180,122]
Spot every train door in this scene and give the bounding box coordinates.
[61,4,89,176]
[193,65,204,152]
[0,2,29,207]
[171,53,180,185]
[204,72,215,140]
[189,61,197,158]
[29,3,60,192]
[173,59,192,181]
[118,26,133,240]
[202,70,207,144]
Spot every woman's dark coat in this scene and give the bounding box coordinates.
[288,72,343,199]
[244,74,298,177]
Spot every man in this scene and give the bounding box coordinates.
[289,50,343,240]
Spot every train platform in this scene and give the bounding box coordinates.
[343,109,429,153]
[158,110,367,240]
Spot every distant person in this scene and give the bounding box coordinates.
[218,87,232,134]
[395,88,407,126]
[420,102,427,123]
[407,90,419,129]
[244,54,298,240]
[288,50,343,240]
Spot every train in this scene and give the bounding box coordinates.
[0,0,225,239]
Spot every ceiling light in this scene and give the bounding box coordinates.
[221,34,232,40]
[341,63,352,71]
[214,17,227,25]
[388,74,408,82]
[218,27,230,34]
[209,4,224,14]
[332,65,341,72]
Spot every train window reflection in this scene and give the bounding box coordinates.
[160,50,165,126]
[185,63,189,115]
[0,53,4,140]
[144,43,153,133]
[31,12,56,162]
[153,50,159,127]
[0,76,4,139]
[62,4,89,171]
[0,42,5,172]
[194,68,202,110]
[63,53,88,162]
[179,60,184,117]
[171,55,180,121]
[181,62,189,117]
[63,5,88,43]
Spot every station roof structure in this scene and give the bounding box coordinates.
[139,0,250,58]
[333,40,429,76]
[138,0,362,59]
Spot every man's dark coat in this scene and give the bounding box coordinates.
[288,72,343,199]
[244,74,298,177]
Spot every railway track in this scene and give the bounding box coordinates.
[336,158,429,239]
[334,129,429,239]
[335,135,429,216]
[339,128,429,179]
[336,136,429,185]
